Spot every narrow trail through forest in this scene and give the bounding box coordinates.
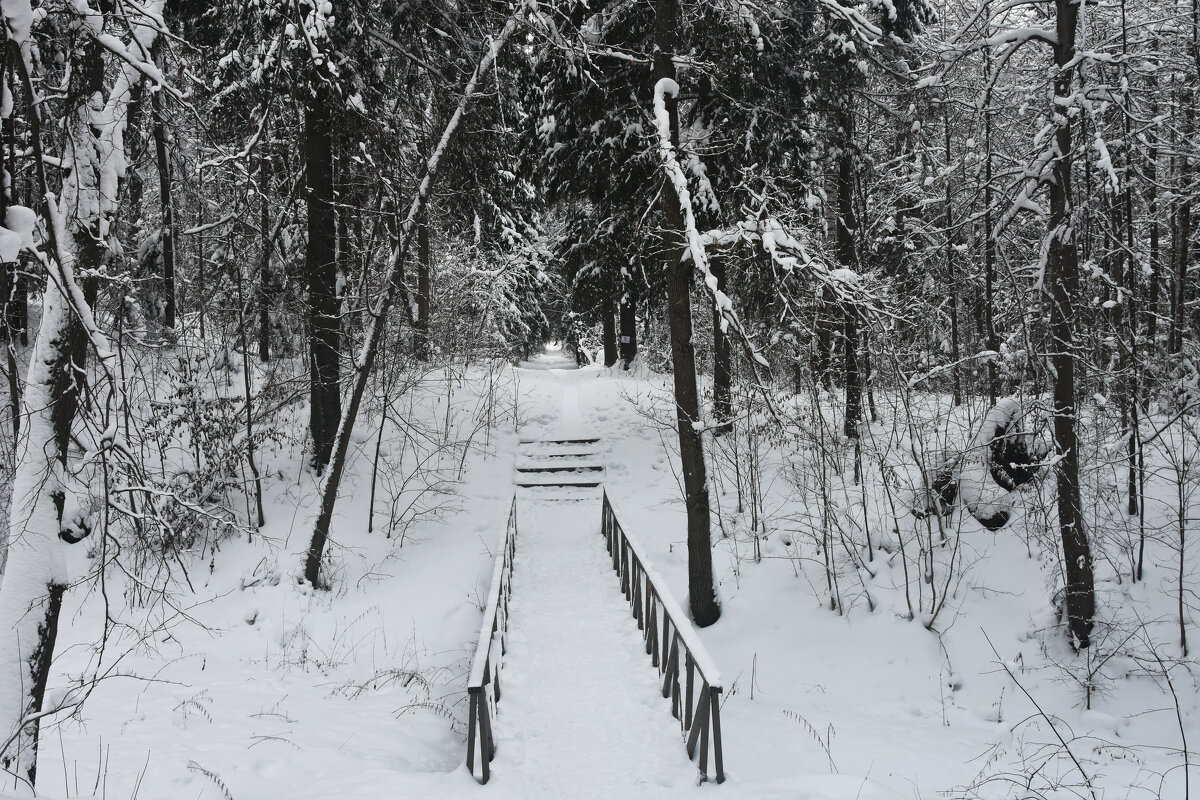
[490,498,698,796]
[489,353,699,796]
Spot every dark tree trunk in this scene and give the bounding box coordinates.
[944,116,962,406]
[64,24,105,444]
[619,271,638,368]
[982,31,1000,403]
[711,257,732,436]
[306,91,341,471]
[415,208,432,360]
[258,145,272,362]
[1146,87,1160,353]
[1048,0,1095,648]
[655,0,719,627]
[814,287,835,391]
[1170,87,1193,355]
[151,41,176,330]
[602,292,618,367]
[836,150,861,436]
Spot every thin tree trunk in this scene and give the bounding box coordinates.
[151,41,176,330]
[836,149,862,436]
[233,256,265,529]
[1146,84,1160,354]
[654,0,718,627]
[1120,0,1141,519]
[982,16,1000,403]
[258,138,272,362]
[1048,0,1095,648]
[415,207,432,360]
[306,89,341,471]
[304,1,532,587]
[0,49,17,442]
[814,287,835,391]
[944,115,962,406]
[1170,86,1192,355]
[711,256,732,436]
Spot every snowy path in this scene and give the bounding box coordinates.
[489,499,700,797]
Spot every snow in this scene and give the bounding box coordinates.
[487,499,700,796]
[4,347,1197,798]
[0,230,19,264]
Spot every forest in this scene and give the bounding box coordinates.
[0,0,1198,797]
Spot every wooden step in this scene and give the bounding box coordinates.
[514,472,603,487]
[515,464,604,474]
[515,485,600,501]
[518,437,600,446]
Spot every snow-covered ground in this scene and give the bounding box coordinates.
[7,344,1197,799]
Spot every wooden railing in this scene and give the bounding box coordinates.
[601,490,726,783]
[466,496,518,784]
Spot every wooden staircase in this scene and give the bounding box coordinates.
[515,437,604,495]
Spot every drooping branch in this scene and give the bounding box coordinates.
[303,0,537,588]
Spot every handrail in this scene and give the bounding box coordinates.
[466,496,518,784]
[601,489,725,783]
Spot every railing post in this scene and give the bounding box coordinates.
[480,701,493,783]
[685,653,694,731]
[467,691,478,776]
[711,687,725,783]
[598,492,727,785]
[687,683,710,759]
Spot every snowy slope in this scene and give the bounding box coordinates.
[13,346,1197,799]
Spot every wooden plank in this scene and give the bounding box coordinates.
[687,685,710,758]
[711,687,725,783]
[514,471,603,486]
[514,464,604,473]
[467,693,478,776]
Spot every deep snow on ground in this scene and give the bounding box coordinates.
[7,343,1198,799]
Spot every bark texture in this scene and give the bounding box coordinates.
[1048,0,1095,648]
[655,0,719,627]
[306,90,341,471]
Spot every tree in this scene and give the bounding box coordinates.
[654,0,719,627]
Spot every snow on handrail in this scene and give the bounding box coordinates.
[601,489,726,783]
[465,496,517,783]
[603,492,724,688]
[468,554,507,688]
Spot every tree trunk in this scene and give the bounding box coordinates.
[655,0,719,627]
[1048,0,1095,648]
[944,115,962,406]
[814,287,835,391]
[1146,86,1160,353]
[306,90,341,471]
[982,25,1000,403]
[151,41,176,330]
[0,42,111,784]
[415,207,432,360]
[619,270,638,368]
[1170,87,1193,355]
[711,257,732,435]
[303,2,531,587]
[836,150,861,436]
[258,145,272,362]
[602,291,618,367]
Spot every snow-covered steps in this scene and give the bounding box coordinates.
[517,436,600,446]
[515,438,604,490]
[514,485,602,502]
